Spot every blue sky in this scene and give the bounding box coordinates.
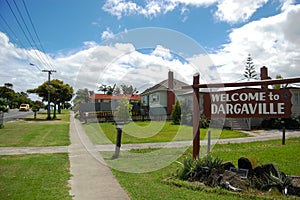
[0,0,300,95]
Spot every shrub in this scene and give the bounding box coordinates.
[199,115,210,128]
[171,100,181,125]
[176,155,223,182]
[261,117,300,129]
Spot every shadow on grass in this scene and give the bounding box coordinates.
[21,118,62,122]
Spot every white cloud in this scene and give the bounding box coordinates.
[102,0,217,19]
[102,0,298,24]
[214,0,268,24]
[151,45,173,59]
[279,0,295,11]
[210,4,300,82]
[0,32,59,93]
[101,27,115,40]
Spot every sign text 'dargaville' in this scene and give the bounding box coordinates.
[203,88,291,118]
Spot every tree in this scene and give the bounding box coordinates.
[0,98,9,129]
[172,100,181,125]
[0,98,9,113]
[273,74,288,90]
[31,105,40,119]
[55,82,73,114]
[4,83,13,89]
[98,84,115,95]
[112,97,132,159]
[120,84,137,95]
[244,54,258,80]
[28,79,73,119]
[113,86,121,95]
[32,100,45,109]
[107,84,115,96]
[73,88,90,110]
[0,86,17,108]
[114,97,132,123]
[0,86,31,109]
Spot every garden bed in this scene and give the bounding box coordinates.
[172,155,300,198]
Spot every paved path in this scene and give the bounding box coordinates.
[0,146,68,155]
[68,112,130,200]
[95,129,300,151]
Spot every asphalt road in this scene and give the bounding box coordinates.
[2,109,34,122]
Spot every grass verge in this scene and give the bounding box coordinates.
[0,110,70,147]
[0,153,71,200]
[83,121,248,144]
[110,138,300,200]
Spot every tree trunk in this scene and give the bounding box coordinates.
[0,111,4,129]
[53,103,57,119]
[58,103,61,114]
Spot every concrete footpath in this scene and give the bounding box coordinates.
[68,112,130,200]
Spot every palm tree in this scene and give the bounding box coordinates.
[99,84,108,94]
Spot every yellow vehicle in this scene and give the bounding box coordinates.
[19,104,30,111]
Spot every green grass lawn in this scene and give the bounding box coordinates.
[83,121,248,144]
[110,138,300,200]
[0,153,71,200]
[0,110,70,147]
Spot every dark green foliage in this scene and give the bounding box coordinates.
[0,98,9,129]
[28,79,73,119]
[176,155,223,182]
[171,100,181,125]
[244,54,257,80]
[0,86,31,109]
[98,84,116,95]
[31,105,40,119]
[261,117,300,129]
[250,165,292,195]
[0,98,9,113]
[114,97,132,123]
[200,115,210,128]
[31,105,40,112]
[120,84,137,95]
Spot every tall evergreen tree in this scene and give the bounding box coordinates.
[172,100,181,125]
[244,54,258,80]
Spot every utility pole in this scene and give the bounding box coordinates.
[42,69,56,120]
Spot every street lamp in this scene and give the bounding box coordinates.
[30,63,56,120]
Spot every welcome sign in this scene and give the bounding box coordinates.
[203,88,292,118]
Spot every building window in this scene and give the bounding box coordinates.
[150,93,160,104]
[142,96,148,105]
[293,91,300,105]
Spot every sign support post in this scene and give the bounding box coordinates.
[282,120,286,145]
[193,73,200,159]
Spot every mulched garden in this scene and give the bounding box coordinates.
[169,155,300,198]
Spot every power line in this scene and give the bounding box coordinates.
[0,14,43,72]
[5,0,51,70]
[22,0,54,70]
[0,14,25,48]
[11,0,51,69]
[29,63,42,71]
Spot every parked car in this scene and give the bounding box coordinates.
[19,104,30,111]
